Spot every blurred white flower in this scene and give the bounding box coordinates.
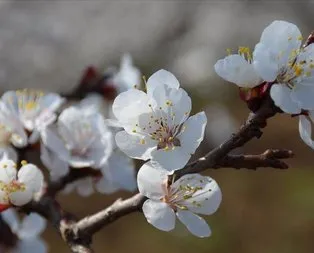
[2,208,47,253]
[111,54,141,93]
[40,105,113,172]
[1,89,64,144]
[0,159,44,208]
[113,69,207,172]
[137,162,222,237]
[253,20,314,114]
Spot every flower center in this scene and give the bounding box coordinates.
[15,89,44,119]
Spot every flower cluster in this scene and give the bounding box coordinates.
[215,20,314,150]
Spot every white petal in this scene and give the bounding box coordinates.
[18,164,44,193]
[299,115,314,149]
[259,20,302,67]
[291,85,314,110]
[176,210,211,238]
[214,54,261,88]
[115,131,156,160]
[112,89,150,124]
[40,144,69,178]
[1,208,19,232]
[173,174,222,215]
[0,147,17,162]
[76,178,94,197]
[39,93,64,112]
[101,150,136,192]
[0,159,17,183]
[137,162,169,199]
[179,111,207,154]
[19,213,47,239]
[40,126,69,161]
[150,85,192,127]
[9,187,33,206]
[150,148,191,172]
[146,69,180,96]
[15,238,47,253]
[253,43,279,82]
[142,199,176,232]
[95,176,119,194]
[270,84,301,114]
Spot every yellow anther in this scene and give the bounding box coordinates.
[132,129,137,133]
[21,160,28,166]
[293,64,303,76]
[298,35,303,41]
[166,100,173,106]
[226,48,232,55]
[238,46,252,61]
[140,139,146,145]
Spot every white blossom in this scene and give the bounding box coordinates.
[253,20,314,114]
[40,105,113,171]
[2,208,47,253]
[137,162,222,237]
[1,89,64,144]
[0,160,44,208]
[112,69,207,171]
[111,54,141,93]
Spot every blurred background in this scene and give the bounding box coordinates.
[1,1,314,253]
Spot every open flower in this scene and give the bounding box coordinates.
[1,89,64,144]
[252,20,314,114]
[137,162,222,237]
[113,69,207,171]
[0,160,44,209]
[2,209,47,253]
[40,105,113,170]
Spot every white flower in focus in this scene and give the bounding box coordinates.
[214,47,262,88]
[137,162,222,237]
[1,89,64,144]
[112,54,141,93]
[113,69,207,171]
[41,105,113,170]
[253,20,314,113]
[2,209,47,253]
[0,160,44,208]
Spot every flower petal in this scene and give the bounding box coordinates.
[15,238,47,253]
[101,150,136,192]
[146,69,180,96]
[270,84,301,114]
[173,174,222,215]
[19,213,47,239]
[176,210,211,238]
[137,162,169,200]
[18,164,44,193]
[76,178,94,197]
[9,187,33,206]
[291,84,314,110]
[179,111,207,154]
[115,131,156,160]
[253,43,279,82]
[112,89,150,124]
[1,208,19,232]
[142,199,176,232]
[0,147,17,162]
[214,54,261,88]
[299,115,314,149]
[0,159,17,184]
[150,148,191,172]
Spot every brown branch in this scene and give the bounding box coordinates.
[217,149,294,170]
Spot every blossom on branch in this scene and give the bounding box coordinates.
[2,209,47,253]
[40,105,113,172]
[137,162,221,237]
[1,89,64,144]
[0,160,44,210]
[112,69,207,171]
